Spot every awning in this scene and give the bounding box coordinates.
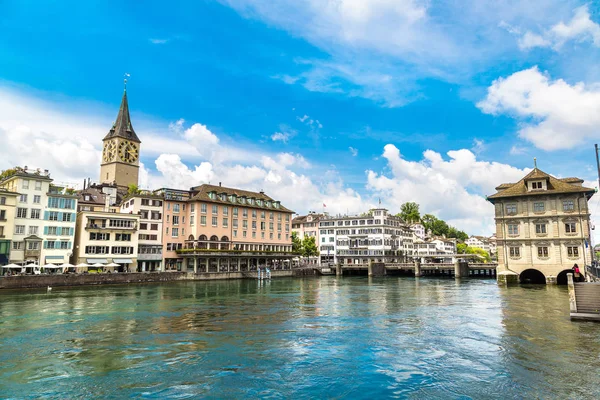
[87,258,108,264]
[45,256,64,263]
[113,258,133,264]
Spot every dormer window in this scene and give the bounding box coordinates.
[529,181,545,191]
[220,193,226,201]
[208,192,216,200]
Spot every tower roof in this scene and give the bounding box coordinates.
[103,90,141,143]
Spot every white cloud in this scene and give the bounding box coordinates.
[478,66,600,151]
[149,38,169,44]
[471,139,485,154]
[509,145,528,155]
[349,147,358,157]
[518,5,600,50]
[366,145,529,234]
[271,132,290,143]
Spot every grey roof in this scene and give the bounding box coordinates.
[103,90,141,143]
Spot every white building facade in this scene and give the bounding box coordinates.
[318,208,414,265]
[120,193,163,271]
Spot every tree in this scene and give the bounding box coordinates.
[398,202,421,223]
[127,184,141,196]
[0,167,19,182]
[457,243,468,254]
[301,236,319,258]
[291,232,302,253]
[457,244,490,263]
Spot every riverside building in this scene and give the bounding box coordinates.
[120,193,164,271]
[158,184,295,272]
[0,188,19,266]
[487,166,595,284]
[0,168,77,266]
[318,208,414,265]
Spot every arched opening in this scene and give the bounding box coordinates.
[209,235,219,250]
[199,235,207,241]
[556,269,574,285]
[210,235,219,241]
[519,269,546,284]
[188,234,195,241]
[221,236,229,242]
[220,236,230,250]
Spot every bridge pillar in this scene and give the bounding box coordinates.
[497,270,518,285]
[546,275,557,285]
[414,260,422,277]
[368,261,373,277]
[454,260,469,278]
[335,263,342,277]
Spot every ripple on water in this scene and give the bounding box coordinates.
[0,278,600,398]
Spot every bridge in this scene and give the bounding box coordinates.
[300,259,497,279]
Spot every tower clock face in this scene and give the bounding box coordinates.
[102,140,117,163]
[118,140,139,163]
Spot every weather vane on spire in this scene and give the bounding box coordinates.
[124,73,131,91]
[534,157,537,169]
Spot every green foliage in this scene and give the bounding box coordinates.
[0,167,20,182]
[420,213,468,240]
[301,236,319,258]
[457,243,490,262]
[397,202,421,223]
[291,232,303,253]
[127,184,141,196]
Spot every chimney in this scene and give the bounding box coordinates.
[83,179,86,190]
[24,165,28,171]
[219,182,221,187]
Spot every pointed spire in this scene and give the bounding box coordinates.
[102,87,141,143]
[534,157,537,169]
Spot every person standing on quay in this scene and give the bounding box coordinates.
[572,264,582,282]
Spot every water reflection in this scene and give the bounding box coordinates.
[0,278,599,398]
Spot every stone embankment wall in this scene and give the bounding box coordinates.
[0,270,293,290]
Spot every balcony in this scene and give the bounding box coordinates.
[176,248,300,257]
[25,250,41,257]
[86,223,137,230]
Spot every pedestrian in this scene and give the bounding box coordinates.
[573,263,581,282]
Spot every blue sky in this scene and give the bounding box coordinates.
[1,0,600,236]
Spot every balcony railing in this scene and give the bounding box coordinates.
[176,248,300,257]
[86,223,137,230]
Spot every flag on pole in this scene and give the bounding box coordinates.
[323,203,326,207]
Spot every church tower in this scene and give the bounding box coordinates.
[100,87,141,189]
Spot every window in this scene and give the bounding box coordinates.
[270,233,273,239]
[567,246,579,257]
[166,227,169,235]
[277,223,282,231]
[252,232,256,238]
[49,211,59,221]
[532,181,543,189]
[212,217,218,226]
[19,194,27,203]
[509,247,520,257]
[537,246,549,258]
[223,207,229,216]
[243,220,248,229]
[233,230,237,237]
[223,218,228,227]
[201,216,207,225]
[252,221,257,230]
[252,210,257,218]
[533,202,545,212]
[243,231,247,238]
[0,197,5,205]
[508,224,519,235]
[261,222,266,230]
[201,204,207,213]
[12,241,23,250]
[172,216,179,225]
[173,204,180,213]
[563,200,575,211]
[269,222,274,230]
[565,222,577,233]
[535,224,547,234]
[182,204,186,211]
[243,209,248,218]
[140,223,148,230]
[278,233,281,239]
[212,205,218,215]
[35,181,42,190]
[166,215,170,223]
[270,212,274,220]
[111,246,134,254]
[171,228,179,237]
[90,232,110,240]
[47,226,58,235]
[506,204,517,215]
[16,208,27,218]
[261,211,265,219]
[30,209,40,219]
[190,216,195,225]
[45,241,56,249]
[14,225,25,235]
[151,223,158,230]
[233,207,238,217]
[48,198,59,208]
[329,237,334,242]
[22,180,29,189]
[233,219,238,228]
[33,195,41,204]
[116,233,132,241]
[0,210,4,221]
[262,232,265,239]
[27,241,40,250]
[28,226,38,235]
[167,203,171,211]
[62,213,72,222]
